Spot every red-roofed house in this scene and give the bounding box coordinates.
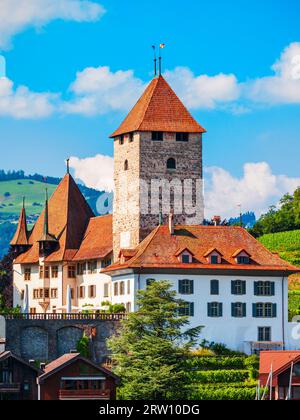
[259,351,300,400]
[38,353,119,400]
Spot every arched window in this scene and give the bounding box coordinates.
[167,158,176,170]
[124,160,129,171]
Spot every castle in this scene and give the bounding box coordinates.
[11,73,300,354]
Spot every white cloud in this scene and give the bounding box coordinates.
[245,42,300,105]
[0,0,105,49]
[0,77,57,118]
[69,154,114,192]
[204,162,300,219]
[63,66,145,115]
[164,67,240,109]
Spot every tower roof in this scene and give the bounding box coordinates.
[15,173,95,263]
[110,75,206,137]
[10,200,28,246]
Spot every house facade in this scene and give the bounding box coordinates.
[11,73,300,354]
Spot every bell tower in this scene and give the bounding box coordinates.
[111,75,206,260]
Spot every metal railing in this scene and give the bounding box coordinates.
[0,313,125,321]
[59,388,110,400]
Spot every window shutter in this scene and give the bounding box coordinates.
[231,281,235,295]
[272,304,277,318]
[271,282,275,296]
[231,303,235,317]
[243,303,247,317]
[254,282,258,296]
[242,281,246,295]
[178,280,183,294]
[191,280,194,295]
[190,303,195,317]
[253,303,257,318]
[207,303,211,317]
[219,303,223,317]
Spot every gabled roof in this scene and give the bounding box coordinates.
[103,225,300,275]
[259,351,300,377]
[232,248,251,258]
[15,174,94,264]
[38,353,119,384]
[72,215,113,261]
[110,75,206,137]
[0,351,42,374]
[203,248,223,258]
[10,204,28,246]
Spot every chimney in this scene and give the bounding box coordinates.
[212,216,221,226]
[40,362,46,371]
[168,213,174,235]
[29,359,36,367]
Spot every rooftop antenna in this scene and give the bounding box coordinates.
[66,158,70,174]
[152,45,157,77]
[159,43,165,76]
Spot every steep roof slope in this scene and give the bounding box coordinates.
[110,76,206,137]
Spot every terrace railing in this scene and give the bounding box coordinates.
[0,313,125,321]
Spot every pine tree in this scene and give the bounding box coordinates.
[107,280,202,400]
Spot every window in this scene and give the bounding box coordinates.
[124,160,129,171]
[232,302,246,318]
[44,266,50,279]
[24,268,31,281]
[210,255,219,264]
[88,285,96,298]
[102,259,112,268]
[237,256,250,264]
[176,132,189,142]
[119,136,124,145]
[68,265,76,279]
[120,281,125,296]
[254,281,275,296]
[21,290,25,300]
[114,282,119,296]
[39,289,43,299]
[51,266,58,278]
[179,279,194,295]
[152,131,163,141]
[88,261,97,274]
[210,280,219,295]
[179,302,194,317]
[181,254,191,264]
[146,278,155,287]
[208,302,223,318]
[126,302,132,313]
[78,286,85,299]
[44,288,50,299]
[129,133,134,142]
[231,280,246,295]
[258,327,272,342]
[30,308,36,314]
[51,288,58,299]
[33,289,39,299]
[39,266,43,279]
[253,303,277,318]
[127,280,131,295]
[167,158,176,170]
[104,283,109,298]
[70,288,75,299]
[77,262,86,275]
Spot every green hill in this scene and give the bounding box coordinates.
[259,230,300,267]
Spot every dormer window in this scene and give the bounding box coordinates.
[152,131,163,141]
[232,249,251,265]
[210,255,219,265]
[175,248,194,264]
[182,254,191,264]
[176,132,189,142]
[204,248,223,265]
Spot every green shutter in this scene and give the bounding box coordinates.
[242,281,246,295]
[190,302,195,317]
[272,304,277,318]
[271,282,275,296]
[254,282,258,296]
[231,281,235,295]
[219,303,223,317]
[191,281,194,295]
[208,303,211,317]
[231,303,235,317]
[178,280,183,294]
[253,303,257,317]
[243,303,247,317]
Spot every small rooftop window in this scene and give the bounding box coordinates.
[152,131,163,141]
[176,132,189,142]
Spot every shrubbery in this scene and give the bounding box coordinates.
[187,356,246,370]
[188,369,250,384]
[190,386,256,401]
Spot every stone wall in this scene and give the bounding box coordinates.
[5,318,120,363]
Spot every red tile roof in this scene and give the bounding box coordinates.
[110,75,206,137]
[10,206,28,246]
[103,225,300,274]
[259,351,300,378]
[14,174,100,264]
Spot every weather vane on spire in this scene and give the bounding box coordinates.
[152,44,166,77]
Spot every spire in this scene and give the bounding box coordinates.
[66,158,70,174]
[38,189,57,243]
[10,197,29,246]
[110,75,206,138]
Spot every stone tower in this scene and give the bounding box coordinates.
[111,75,206,260]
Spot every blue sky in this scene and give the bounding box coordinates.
[0,0,300,217]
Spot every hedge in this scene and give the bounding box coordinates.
[190,386,256,400]
[187,356,246,370]
[188,369,250,384]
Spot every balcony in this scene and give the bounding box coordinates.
[59,389,110,400]
[0,383,21,393]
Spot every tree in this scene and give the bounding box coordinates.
[0,248,14,308]
[107,280,202,400]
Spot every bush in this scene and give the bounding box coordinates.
[199,340,245,356]
[76,334,90,358]
[190,386,256,400]
[187,356,246,370]
[188,369,250,384]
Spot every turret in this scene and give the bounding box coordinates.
[10,198,30,256]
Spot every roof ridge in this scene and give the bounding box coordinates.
[136,77,159,131]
